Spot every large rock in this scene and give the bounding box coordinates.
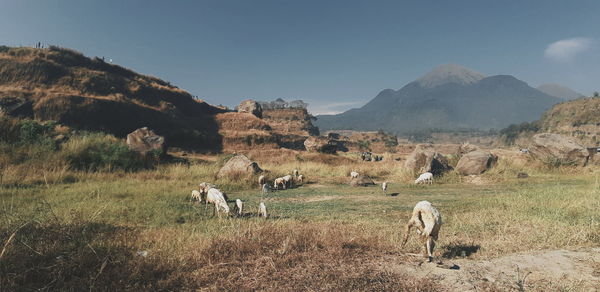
[237,99,262,118]
[217,154,263,178]
[126,127,166,156]
[304,136,337,154]
[455,151,498,175]
[349,175,375,187]
[404,145,451,175]
[530,133,589,166]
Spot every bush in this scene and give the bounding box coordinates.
[61,133,147,171]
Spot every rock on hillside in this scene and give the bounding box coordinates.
[262,107,319,150]
[530,133,589,166]
[126,127,166,156]
[404,145,452,175]
[0,46,224,150]
[455,151,497,175]
[217,154,263,179]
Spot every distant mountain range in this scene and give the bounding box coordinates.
[536,83,584,100]
[315,64,562,133]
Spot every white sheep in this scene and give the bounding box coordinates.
[234,199,243,216]
[293,169,299,177]
[350,171,359,178]
[382,182,388,193]
[274,177,286,190]
[297,174,304,184]
[282,174,293,188]
[258,175,266,186]
[414,172,433,185]
[190,190,201,202]
[258,202,268,218]
[401,201,442,261]
[206,188,230,217]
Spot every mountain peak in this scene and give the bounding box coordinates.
[537,83,583,100]
[416,63,486,88]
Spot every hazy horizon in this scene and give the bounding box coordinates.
[1,0,598,115]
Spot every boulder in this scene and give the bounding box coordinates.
[349,175,375,187]
[455,151,498,175]
[126,127,166,156]
[530,133,589,166]
[304,136,337,154]
[459,142,479,154]
[237,99,262,118]
[404,145,451,175]
[217,154,263,179]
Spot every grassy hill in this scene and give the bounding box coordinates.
[0,46,224,150]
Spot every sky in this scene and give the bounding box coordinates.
[1,0,599,115]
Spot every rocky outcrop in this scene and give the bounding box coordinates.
[237,99,262,118]
[530,133,589,166]
[217,154,263,179]
[304,136,337,154]
[126,127,166,156]
[349,175,375,187]
[455,150,498,175]
[404,145,451,175]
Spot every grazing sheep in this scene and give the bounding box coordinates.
[206,188,230,217]
[282,175,294,188]
[258,202,268,218]
[190,190,201,202]
[262,183,271,194]
[234,199,244,216]
[297,174,304,184]
[274,177,286,190]
[258,175,266,186]
[401,201,442,261]
[293,169,299,177]
[382,182,388,193]
[350,171,359,178]
[414,172,433,185]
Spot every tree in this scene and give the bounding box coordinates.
[593,91,599,98]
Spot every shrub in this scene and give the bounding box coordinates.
[61,133,146,171]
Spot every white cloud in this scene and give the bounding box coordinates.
[544,37,593,62]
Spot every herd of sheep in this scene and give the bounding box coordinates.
[189,168,442,261]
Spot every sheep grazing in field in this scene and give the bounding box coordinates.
[297,174,304,184]
[401,201,442,262]
[350,171,359,178]
[234,199,244,216]
[382,182,388,193]
[283,175,294,188]
[190,190,201,202]
[206,188,230,217]
[258,202,268,218]
[293,169,299,177]
[414,172,433,185]
[258,175,266,186]
[274,177,286,190]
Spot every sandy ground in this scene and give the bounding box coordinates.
[380,249,600,291]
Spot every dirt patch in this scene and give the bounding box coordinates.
[381,249,600,291]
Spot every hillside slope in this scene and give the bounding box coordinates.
[537,83,583,100]
[316,64,560,133]
[537,97,600,146]
[0,46,227,150]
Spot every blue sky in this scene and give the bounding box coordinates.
[1,0,598,114]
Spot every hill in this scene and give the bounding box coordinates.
[0,46,226,150]
[537,83,583,100]
[315,64,561,133]
[537,96,600,146]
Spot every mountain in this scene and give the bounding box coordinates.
[537,83,583,100]
[315,64,561,133]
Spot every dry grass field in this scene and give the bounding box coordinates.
[2,149,600,291]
